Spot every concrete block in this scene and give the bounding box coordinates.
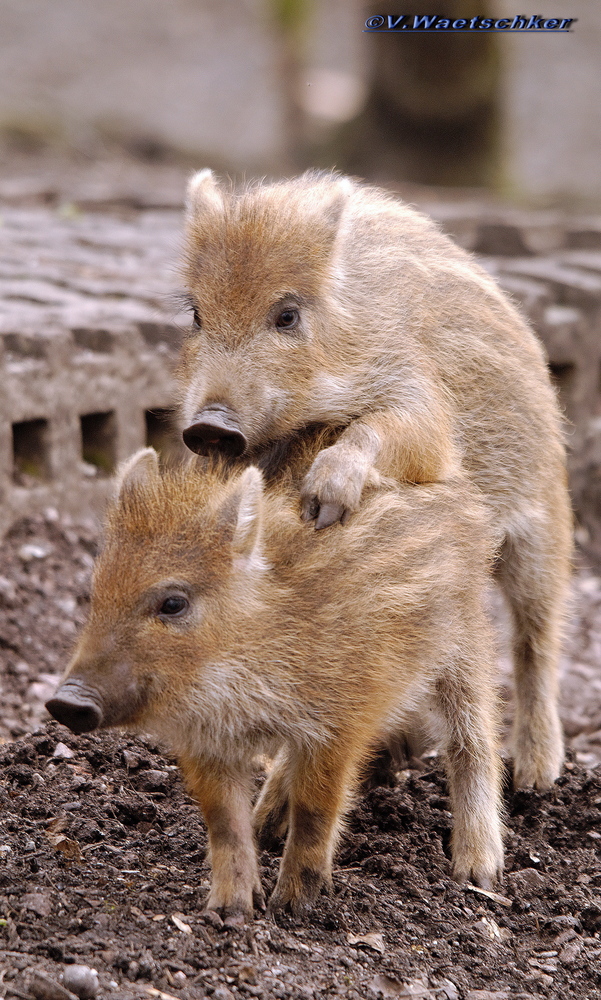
[0,204,186,534]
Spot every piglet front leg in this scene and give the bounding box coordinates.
[179,754,265,923]
[253,747,291,850]
[300,400,460,529]
[268,744,359,915]
[300,425,379,529]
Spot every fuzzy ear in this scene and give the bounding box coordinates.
[114,448,159,499]
[186,168,223,217]
[221,466,264,561]
[304,173,354,231]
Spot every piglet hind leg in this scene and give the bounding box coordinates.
[434,671,505,890]
[179,754,265,923]
[253,747,291,850]
[495,522,570,790]
[267,745,360,916]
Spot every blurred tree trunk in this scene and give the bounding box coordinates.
[338,2,501,187]
[268,0,313,171]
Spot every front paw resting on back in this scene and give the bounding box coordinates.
[300,443,376,529]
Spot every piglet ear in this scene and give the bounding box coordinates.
[297,171,354,233]
[217,466,264,562]
[317,174,354,230]
[186,168,223,217]
[232,466,264,560]
[114,447,159,499]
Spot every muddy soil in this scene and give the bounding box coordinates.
[1,725,601,1000]
[1,511,601,999]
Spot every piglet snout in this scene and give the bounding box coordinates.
[46,680,103,734]
[183,404,247,458]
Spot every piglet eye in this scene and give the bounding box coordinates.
[276,308,299,331]
[158,596,189,617]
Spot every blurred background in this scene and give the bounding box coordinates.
[0,0,597,204]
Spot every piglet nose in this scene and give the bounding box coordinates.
[46,680,103,735]
[183,404,247,458]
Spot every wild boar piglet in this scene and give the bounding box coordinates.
[179,169,572,790]
[47,448,504,920]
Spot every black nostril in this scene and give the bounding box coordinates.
[182,407,247,458]
[183,425,247,457]
[45,697,102,735]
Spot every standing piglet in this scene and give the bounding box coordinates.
[47,448,503,920]
[177,170,572,790]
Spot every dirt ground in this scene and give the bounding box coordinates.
[1,510,601,1000]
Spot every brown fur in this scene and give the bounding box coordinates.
[48,448,504,919]
[177,170,573,789]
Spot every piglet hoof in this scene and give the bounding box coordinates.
[203,893,259,926]
[267,893,311,920]
[202,908,225,929]
[511,714,564,791]
[300,497,320,522]
[204,904,251,928]
[453,862,504,892]
[203,885,266,925]
[267,868,330,917]
[315,502,346,530]
[512,756,562,791]
[253,886,267,913]
[301,498,349,529]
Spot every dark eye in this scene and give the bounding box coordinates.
[275,308,299,331]
[191,307,201,330]
[158,596,189,617]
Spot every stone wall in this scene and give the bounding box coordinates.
[1,193,600,559]
[0,205,185,530]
